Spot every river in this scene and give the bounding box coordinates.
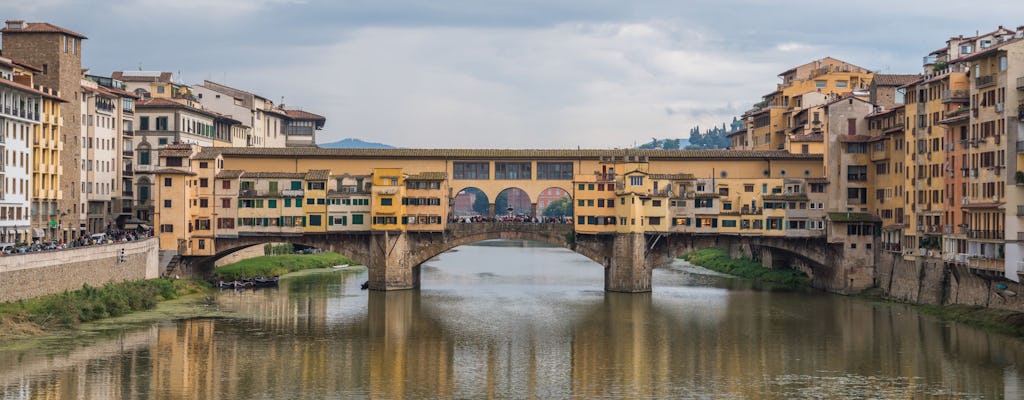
[1,240,1023,399]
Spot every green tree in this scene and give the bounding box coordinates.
[542,197,574,217]
[470,189,489,216]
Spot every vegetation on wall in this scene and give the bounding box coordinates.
[214,252,357,281]
[680,248,811,288]
[0,279,208,332]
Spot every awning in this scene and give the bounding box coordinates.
[32,228,45,237]
[123,223,139,229]
[139,224,151,230]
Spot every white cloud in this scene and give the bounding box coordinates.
[776,42,811,52]
[212,21,783,148]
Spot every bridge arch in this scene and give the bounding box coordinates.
[452,187,490,217]
[495,187,533,216]
[404,223,602,269]
[537,187,572,217]
[448,181,575,215]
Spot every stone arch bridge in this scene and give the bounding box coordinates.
[198,225,862,293]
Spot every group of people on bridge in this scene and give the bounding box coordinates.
[450,215,574,224]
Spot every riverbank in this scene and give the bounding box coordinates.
[213,252,358,281]
[680,248,811,288]
[0,279,209,339]
[857,287,1024,338]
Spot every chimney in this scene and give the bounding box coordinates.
[5,20,25,30]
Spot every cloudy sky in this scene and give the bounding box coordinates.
[6,1,1024,148]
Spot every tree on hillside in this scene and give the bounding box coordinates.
[542,197,574,218]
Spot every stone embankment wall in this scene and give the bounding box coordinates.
[0,238,160,303]
[876,251,1024,312]
[214,244,266,267]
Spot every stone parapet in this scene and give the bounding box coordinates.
[0,238,160,303]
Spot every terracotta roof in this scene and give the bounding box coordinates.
[882,124,906,135]
[790,134,823,142]
[867,105,904,119]
[871,74,922,87]
[0,77,66,102]
[282,109,325,120]
[0,55,42,73]
[136,98,217,118]
[837,135,872,143]
[763,194,809,201]
[327,190,369,197]
[241,172,306,179]
[82,85,117,98]
[216,170,244,179]
[111,71,173,83]
[153,168,196,176]
[962,202,1004,209]
[954,36,1024,63]
[0,21,87,39]
[726,128,746,137]
[406,172,447,181]
[827,212,879,222]
[305,169,330,181]
[96,85,138,99]
[649,173,694,180]
[191,148,824,161]
[159,149,194,158]
[824,92,871,107]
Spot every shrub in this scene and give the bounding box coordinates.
[681,248,810,288]
[214,252,357,281]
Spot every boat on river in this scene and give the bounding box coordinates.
[218,276,280,290]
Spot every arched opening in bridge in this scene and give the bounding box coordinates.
[422,239,605,292]
[495,188,532,217]
[538,187,572,219]
[452,187,490,217]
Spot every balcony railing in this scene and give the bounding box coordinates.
[976,75,996,88]
[968,230,1004,240]
[968,257,1004,272]
[941,89,969,103]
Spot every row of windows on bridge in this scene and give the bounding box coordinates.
[453,162,574,180]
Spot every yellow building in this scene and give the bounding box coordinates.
[371,168,406,231]
[746,58,874,151]
[326,174,371,231]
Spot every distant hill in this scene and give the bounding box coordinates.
[319,138,395,149]
[635,138,690,150]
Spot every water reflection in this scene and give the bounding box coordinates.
[1,240,1022,399]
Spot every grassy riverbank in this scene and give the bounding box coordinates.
[0,279,209,337]
[214,252,357,281]
[857,288,1024,338]
[680,248,811,288]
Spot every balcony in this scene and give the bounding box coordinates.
[968,257,1004,272]
[941,89,969,103]
[968,230,1004,240]
[881,242,902,253]
[740,205,763,215]
[976,75,996,89]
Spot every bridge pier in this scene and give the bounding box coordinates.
[604,233,652,293]
[367,232,420,290]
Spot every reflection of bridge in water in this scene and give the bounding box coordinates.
[198,222,855,293]
[4,276,1021,399]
